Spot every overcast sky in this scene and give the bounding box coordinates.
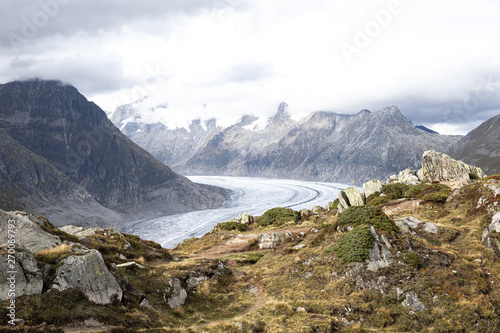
[1,0,500,134]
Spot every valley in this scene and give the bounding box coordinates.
[123,176,349,248]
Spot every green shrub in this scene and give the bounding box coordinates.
[338,205,399,236]
[403,252,422,268]
[382,183,410,199]
[330,226,376,262]
[219,221,248,232]
[367,192,389,206]
[407,183,451,203]
[330,198,339,210]
[255,207,300,227]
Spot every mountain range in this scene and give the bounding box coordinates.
[112,101,465,184]
[0,80,225,227]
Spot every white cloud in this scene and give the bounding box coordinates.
[1,0,500,134]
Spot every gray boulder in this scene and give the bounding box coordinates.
[238,212,254,225]
[0,246,43,299]
[401,291,426,311]
[387,168,420,186]
[363,180,383,200]
[258,231,293,249]
[338,190,350,213]
[0,210,61,253]
[418,150,486,184]
[345,187,365,206]
[52,249,123,305]
[165,278,187,308]
[489,211,500,233]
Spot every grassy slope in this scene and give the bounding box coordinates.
[0,177,499,332]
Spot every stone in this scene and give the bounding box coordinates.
[366,227,393,272]
[482,228,490,242]
[300,209,313,220]
[292,244,306,250]
[116,262,145,269]
[166,278,187,309]
[140,298,155,310]
[396,288,404,301]
[401,291,426,311]
[51,249,123,305]
[59,225,104,239]
[387,168,420,186]
[246,284,259,295]
[344,187,365,207]
[0,211,61,254]
[363,180,383,200]
[304,272,313,279]
[489,211,500,233]
[258,231,292,249]
[422,222,438,234]
[338,190,350,213]
[0,246,43,300]
[418,150,486,184]
[395,216,423,233]
[296,306,306,312]
[238,212,254,225]
[186,276,208,291]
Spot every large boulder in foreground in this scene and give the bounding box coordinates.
[0,210,61,253]
[418,151,486,184]
[0,246,43,299]
[51,249,122,305]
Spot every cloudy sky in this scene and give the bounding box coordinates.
[1,0,500,134]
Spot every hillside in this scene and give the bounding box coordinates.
[112,103,461,185]
[0,80,225,225]
[1,153,498,332]
[450,113,500,176]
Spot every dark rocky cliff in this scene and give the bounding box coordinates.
[0,80,225,224]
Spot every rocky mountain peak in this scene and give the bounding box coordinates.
[268,102,291,126]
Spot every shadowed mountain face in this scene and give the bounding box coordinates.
[0,80,225,225]
[450,114,500,175]
[113,103,461,185]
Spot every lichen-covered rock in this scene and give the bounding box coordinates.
[366,227,393,272]
[489,212,500,233]
[338,190,350,213]
[363,180,383,199]
[0,246,43,299]
[401,291,426,311]
[387,168,420,185]
[51,249,122,305]
[238,212,254,225]
[0,210,61,253]
[300,209,313,220]
[344,187,365,207]
[165,278,187,308]
[418,150,486,184]
[258,231,293,249]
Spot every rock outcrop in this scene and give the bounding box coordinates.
[362,180,383,199]
[51,249,123,305]
[337,187,364,213]
[386,168,420,186]
[0,211,61,253]
[258,231,293,249]
[165,278,187,309]
[0,246,43,299]
[418,151,486,184]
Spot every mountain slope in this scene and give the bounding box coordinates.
[181,106,460,184]
[450,114,500,175]
[0,80,225,223]
[0,129,125,227]
[111,100,461,185]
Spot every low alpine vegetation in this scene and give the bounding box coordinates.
[337,205,399,236]
[329,225,376,262]
[255,207,300,227]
